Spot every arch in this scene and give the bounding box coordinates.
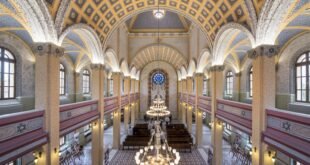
[177,70,182,81]
[187,59,197,77]
[135,70,141,80]
[120,59,130,77]
[132,44,187,70]
[130,66,137,79]
[59,24,103,64]
[105,48,120,72]
[256,0,297,45]
[213,23,255,66]
[196,48,212,73]
[180,66,187,80]
[9,0,57,43]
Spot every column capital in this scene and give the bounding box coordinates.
[209,65,225,72]
[247,45,280,59]
[124,76,131,79]
[32,43,64,57]
[235,72,241,77]
[186,76,194,80]
[91,64,105,70]
[194,73,204,77]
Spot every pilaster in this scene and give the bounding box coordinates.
[123,76,131,133]
[234,72,241,101]
[186,77,193,133]
[130,78,136,127]
[33,43,64,165]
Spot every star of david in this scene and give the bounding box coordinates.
[17,123,27,133]
[282,122,291,131]
[241,111,246,117]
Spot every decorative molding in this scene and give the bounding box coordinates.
[247,45,280,59]
[32,43,64,57]
[194,73,204,77]
[235,72,242,77]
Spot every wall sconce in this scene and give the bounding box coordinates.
[250,147,256,155]
[38,151,42,158]
[54,148,57,154]
[34,157,38,164]
[272,156,276,163]
[268,150,272,157]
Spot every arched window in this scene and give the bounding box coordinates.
[249,67,253,97]
[59,64,66,95]
[295,52,310,102]
[0,47,16,99]
[225,71,233,97]
[83,70,90,94]
[203,79,207,96]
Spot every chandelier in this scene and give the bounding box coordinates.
[146,96,170,117]
[153,9,165,19]
[135,121,180,165]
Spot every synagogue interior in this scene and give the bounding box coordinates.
[0,0,309,165]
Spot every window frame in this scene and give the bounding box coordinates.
[0,47,16,100]
[249,67,253,98]
[203,79,207,96]
[225,71,234,97]
[59,63,66,96]
[82,69,90,94]
[295,51,310,103]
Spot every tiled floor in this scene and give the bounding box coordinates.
[72,121,248,165]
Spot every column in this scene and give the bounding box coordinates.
[249,45,278,165]
[112,72,121,149]
[123,76,131,133]
[233,72,241,101]
[186,77,193,133]
[74,72,82,102]
[107,78,110,97]
[177,80,182,121]
[91,64,105,165]
[181,79,187,125]
[33,43,64,165]
[210,65,224,165]
[130,78,136,127]
[195,73,204,147]
[134,79,139,119]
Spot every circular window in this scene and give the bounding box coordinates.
[152,73,165,85]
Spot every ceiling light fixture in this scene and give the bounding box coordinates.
[153,9,165,19]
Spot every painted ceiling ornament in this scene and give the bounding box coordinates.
[282,121,291,131]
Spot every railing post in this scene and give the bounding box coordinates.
[33,43,64,165]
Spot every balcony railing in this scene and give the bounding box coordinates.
[198,96,212,113]
[121,95,129,108]
[104,96,119,114]
[188,94,196,107]
[263,109,310,164]
[0,110,48,164]
[216,99,252,134]
[59,100,99,136]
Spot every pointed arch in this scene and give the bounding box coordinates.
[197,48,212,73]
[105,48,120,72]
[120,59,130,77]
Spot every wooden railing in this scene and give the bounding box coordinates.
[216,99,252,134]
[263,109,310,164]
[188,94,196,106]
[104,96,118,114]
[198,96,212,113]
[0,110,48,164]
[59,100,99,136]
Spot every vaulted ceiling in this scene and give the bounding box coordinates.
[46,0,262,45]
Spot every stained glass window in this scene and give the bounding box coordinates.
[152,73,165,85]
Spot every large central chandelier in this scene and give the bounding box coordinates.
[146,96,170,117]
[135,121,180,165]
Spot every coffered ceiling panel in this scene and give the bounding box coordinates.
[46,0,258,46]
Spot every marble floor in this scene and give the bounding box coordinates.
[70,121,249,165]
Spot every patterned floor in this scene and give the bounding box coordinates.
[109,150,207,165]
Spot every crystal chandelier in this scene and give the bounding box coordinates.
[135,121,180,165]
[146,96,170,117]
